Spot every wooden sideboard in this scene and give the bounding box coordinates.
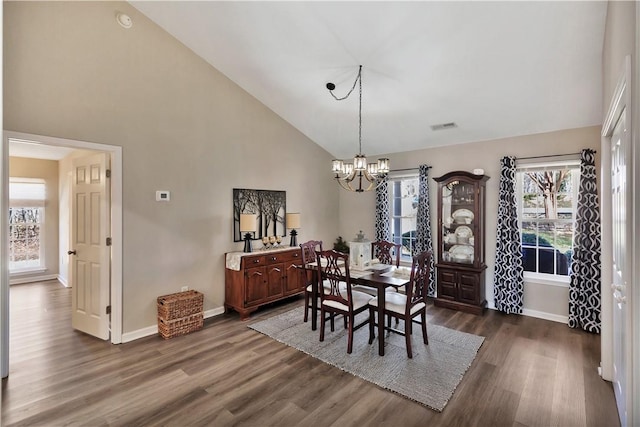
[224,246,304,319]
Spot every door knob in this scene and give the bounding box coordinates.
[68,250,77,255]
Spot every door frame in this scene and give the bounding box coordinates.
[601,54,636,426]
[1,131,123,375]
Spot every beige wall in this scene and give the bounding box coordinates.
[8,157,59,280]
[3,2,339,333]
[339,126,601,319]
[602,1,636,111]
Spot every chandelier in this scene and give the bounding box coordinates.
[326,65,389,192]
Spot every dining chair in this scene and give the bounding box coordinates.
[371,240,402,267]
[316,249,373,354]
[353,240,402,297]
[368,250,432,358]
[300,240,323,323]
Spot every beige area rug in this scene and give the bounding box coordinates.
[248,307,484,411]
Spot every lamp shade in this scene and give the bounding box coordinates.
[286,213,301,229]
[239,214,257,232]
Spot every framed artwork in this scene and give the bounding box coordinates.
[233,189,286,242]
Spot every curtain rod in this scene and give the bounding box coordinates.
[516,151,594,161]
[389,166,430,172]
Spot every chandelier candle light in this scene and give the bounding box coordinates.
[239,213,257,253]
[327,65,389,192]
[286,213,301,247]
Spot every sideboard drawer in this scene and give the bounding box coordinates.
[266,253,288,264]
[242,255,265,268]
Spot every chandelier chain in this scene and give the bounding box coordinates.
[358,66,362,155]
[326,65,388,192]
[328,65,362,101]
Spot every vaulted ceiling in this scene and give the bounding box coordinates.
[130,1,606,159]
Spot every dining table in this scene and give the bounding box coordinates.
[307,262,411,356]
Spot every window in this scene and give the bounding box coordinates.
[388,174,419,261]
[516,160,580,280]
[9,178,46,272]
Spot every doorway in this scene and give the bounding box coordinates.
[1,131,123,378]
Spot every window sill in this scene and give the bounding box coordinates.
[524,273,570,288]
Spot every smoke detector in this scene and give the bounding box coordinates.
[116,12,133,29]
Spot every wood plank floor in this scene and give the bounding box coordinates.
[2,280,620,427]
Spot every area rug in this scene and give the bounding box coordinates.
[248,307,485,412]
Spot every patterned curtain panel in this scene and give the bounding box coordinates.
[415,165,436,296]
[374,176,390,242]
[568,149,601,333]
[493,156,524,314]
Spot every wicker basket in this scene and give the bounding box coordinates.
[157,290,204,320]
[157,290,204,339]
[158,313,203,339]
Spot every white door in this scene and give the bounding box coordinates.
[70,153,111,340]
[611,108,630,426]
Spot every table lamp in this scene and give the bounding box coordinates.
[240,213,257,253]
[286,213,301,247]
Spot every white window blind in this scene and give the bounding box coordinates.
[10,178,46,207]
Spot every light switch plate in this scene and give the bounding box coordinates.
[156,191,170,202]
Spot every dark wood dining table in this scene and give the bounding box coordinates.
[308,263,410,356]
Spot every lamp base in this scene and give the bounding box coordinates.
[289,229,298,247]
[243,233,253,253]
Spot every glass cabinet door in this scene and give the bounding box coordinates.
[441,179,475,265]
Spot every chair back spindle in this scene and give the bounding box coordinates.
[315,249,352,308]
[406,251,432,313]
[371,241,402,267]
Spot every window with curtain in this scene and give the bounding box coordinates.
[9,178,46,272]
[388,174,419,261]
[516,160,580,281]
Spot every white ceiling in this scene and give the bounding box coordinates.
[131,1,606,160]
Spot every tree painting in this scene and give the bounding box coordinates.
[233,189,286,242]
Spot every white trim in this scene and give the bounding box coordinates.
[3,131,123,345]
[633,8,640,422]
[486,301,568,324]
[600,55,634,424]
[121,307,225,343]
[9,273,57,285]
[57,274,69,287]
[0,12,7,375]
[10,267,47,276]
[516,158,581,171]
[521,308,568,324]
[523,273,570,288]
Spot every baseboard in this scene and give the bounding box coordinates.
[9,273,58,285]
[521,308,568,324]
[120,306,226,343]
[487,300,568,324]
[57,275,69,287]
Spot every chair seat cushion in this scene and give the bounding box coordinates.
[368,292,425,315]
[323,290,374,312]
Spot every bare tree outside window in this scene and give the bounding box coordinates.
[9,207,43,270]
[520,167,577,276]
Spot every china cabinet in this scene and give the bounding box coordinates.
[433,171,489,315]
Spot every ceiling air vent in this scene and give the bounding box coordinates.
[430,122,458,131]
